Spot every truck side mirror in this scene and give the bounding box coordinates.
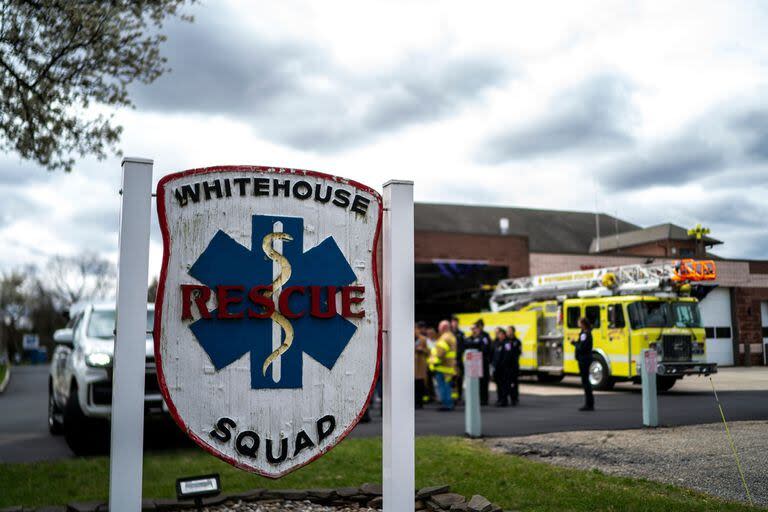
[53,328,74,347]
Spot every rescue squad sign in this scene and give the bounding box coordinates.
[154,166,382,477]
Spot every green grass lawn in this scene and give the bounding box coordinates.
[0,437,760,511]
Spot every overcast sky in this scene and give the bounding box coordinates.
[1,0,767,277]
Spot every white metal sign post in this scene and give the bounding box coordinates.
[641,349,658,427]
[382,180,415,512]
[109,157,153,512]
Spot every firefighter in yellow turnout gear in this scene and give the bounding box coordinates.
[429,320,457,411]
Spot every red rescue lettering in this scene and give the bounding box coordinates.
[180,284,365,320]
[341,286,365,318]
[181,284,212,320]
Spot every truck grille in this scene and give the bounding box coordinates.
[662,335,692,362]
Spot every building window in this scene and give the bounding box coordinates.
[715,327,732,339]
[763,327,768,338]
[705,327,715,339]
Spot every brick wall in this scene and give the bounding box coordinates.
[414,230,530,277]
[732,287,768,366]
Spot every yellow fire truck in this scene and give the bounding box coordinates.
[457,259,718,391]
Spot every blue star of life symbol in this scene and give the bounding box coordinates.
[187,214,358,389]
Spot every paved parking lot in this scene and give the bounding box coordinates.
[1,365,766,463]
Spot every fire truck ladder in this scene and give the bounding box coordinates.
[490,259,716,312]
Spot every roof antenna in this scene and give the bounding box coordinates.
[593,177,600,252]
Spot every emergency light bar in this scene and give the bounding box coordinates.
[672,259,716,282]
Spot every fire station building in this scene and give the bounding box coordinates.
[414,202,768,367]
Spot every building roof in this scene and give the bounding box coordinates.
[588,223,722,253]
[414,202,641,254]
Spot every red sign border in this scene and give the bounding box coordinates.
[154,165,383,478]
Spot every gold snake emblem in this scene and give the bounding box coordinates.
[261,232,294,376]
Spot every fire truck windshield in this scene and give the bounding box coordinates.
[671,302,702,328]
[628,301,702,329]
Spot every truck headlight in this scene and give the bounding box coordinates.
[86,352,112,367]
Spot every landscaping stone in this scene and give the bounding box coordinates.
[141,499,157,511]
[429,492,466,509]
[66,502,103,512]
[416,485,451,499]
[231,490,265,502]
[306,489,336,501]
[335,488,359,498]
[13,484,505,512]
[359,483,382,496]
[467,495,493,512]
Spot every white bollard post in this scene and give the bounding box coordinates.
[641,349,659,427]
[382,180,415,512]
[109,157,153,512]
[464,349,482,438]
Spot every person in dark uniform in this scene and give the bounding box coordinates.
[506,325,522,406]
[464,320,492,405]
[572,317,595,411]
[450,316,466,403]
[492,328,514,406]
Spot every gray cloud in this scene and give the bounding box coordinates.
[0,187,36,228]
[59,206,120,253]
[680,195,768,230]
[477,73,635,163]
[131,14,508,152]
[130,21,315,115]
[597,96,768,191]
[598,136,726,190]
[730,108,768,161]
[0,160,55,185]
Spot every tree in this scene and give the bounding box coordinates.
[0,0,193,172]
[25,277,66,352]
[0,270,29,360]
[43,251,115,308]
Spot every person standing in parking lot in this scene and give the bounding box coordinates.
[428,320,457,411]
[451,315,466,403]
[506,325,522,406]
[572,317,595,411]
[414,325,429,409]
[492,328,513,406]
[464,319,492,405]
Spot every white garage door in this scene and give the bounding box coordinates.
[699,287,734,366]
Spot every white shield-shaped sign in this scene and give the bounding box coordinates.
[154,166,381,477]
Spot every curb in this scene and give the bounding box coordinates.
[0,365,10,394]
[0,483,511,512]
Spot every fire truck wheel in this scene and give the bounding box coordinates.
[589,356,614,390]
[656,376,678,392]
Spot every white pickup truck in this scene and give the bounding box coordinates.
[48,302,162,454]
